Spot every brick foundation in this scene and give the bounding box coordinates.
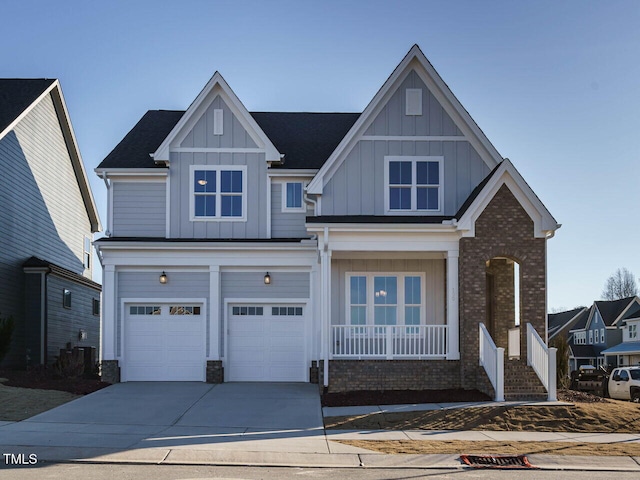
[310,361,319,384]
[319,359,462,393]
[101,360,120,384]
[206,360,224,383]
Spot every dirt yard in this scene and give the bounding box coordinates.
[327,390,640,457]
[324,397,640,433]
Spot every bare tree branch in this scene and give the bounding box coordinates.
[602,268,638,300]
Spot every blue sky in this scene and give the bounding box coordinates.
[2,0,639,310]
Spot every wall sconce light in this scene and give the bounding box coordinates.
[78,329,87,341]
[159,271,168,284]
[264,272,271,285]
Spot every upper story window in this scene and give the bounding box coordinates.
[629,324,638,340]
[282,182,305,212]
[600,328,605,342]
[83,236,91,269]
[385,156,443,214]
[588,330,593,344]
[594,329,599,343]
[190,165,247,221]
[63,289,72,309]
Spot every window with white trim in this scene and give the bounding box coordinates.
[629,324,638,339]
[600,328,605,343]
[283,182,305,212]
[191,166,246,220]
[129,305,161,315]
[83,236,91,269]
[170,306,201,315]
[594,329,599,344]
[347,273,425,329]
[385,156,443,213]
[588,330,593,344]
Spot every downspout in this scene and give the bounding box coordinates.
[303,192,318,241]
[42,270,49,365]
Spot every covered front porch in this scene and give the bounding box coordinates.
[308,222,462,391]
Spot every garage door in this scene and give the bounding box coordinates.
[124,304,205,381]
[227,304,307,382]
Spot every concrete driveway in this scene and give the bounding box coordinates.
[0,382,337,457]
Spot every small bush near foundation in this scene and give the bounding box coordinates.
[52,353,85,379]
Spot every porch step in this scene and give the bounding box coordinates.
[503,360,548,401]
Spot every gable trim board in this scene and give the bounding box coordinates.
[307,45,502,195]
[1,80,101,232]
[152,72,280,164]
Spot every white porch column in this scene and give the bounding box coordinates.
[446,250,460,360]
[321,248,332,387]
[209,265,221,359]
[101,265,116,360]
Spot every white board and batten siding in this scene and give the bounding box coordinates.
[111,182,166,237]
[320,70,490,217]
[270,183,310,238]
[169,94,269,240]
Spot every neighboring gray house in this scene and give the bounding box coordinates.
[95,45,560,401]
[564,296,640,371]
[0,79,101,367]
[602,300,640,367]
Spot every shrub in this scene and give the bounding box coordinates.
[52,352,85,379]
[0,314,15,363]
[551,334,570,389]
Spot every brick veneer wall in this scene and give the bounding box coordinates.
[319,360,462,392]
[459,183,547,394]
[101,359,120,384]
[206,360,223,383]
[486,258,515,350]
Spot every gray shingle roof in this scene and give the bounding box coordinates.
[97,110,360,170]
[0,79,55,135]
[548,307,587,337]
[595,297,637,326]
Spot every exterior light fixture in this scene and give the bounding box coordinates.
[197,179,207,186]
[159,271,168,284]
[264,272,271,285]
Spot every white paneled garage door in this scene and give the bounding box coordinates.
[124,304,205,381]
[227,304,307,382]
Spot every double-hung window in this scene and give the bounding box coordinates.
[282,181,306,212]
[347,273,425,331]
[629,324,638,340]
[385,156,443,213]
[191,166,246,220]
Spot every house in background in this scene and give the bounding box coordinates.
[564,296,640,371]
[548,307,587,341]
[0,79,101,367]
[95,45,560,401]
[602,301,640,366]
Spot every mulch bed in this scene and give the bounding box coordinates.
[0,369,110,395]
[321,388,491,407]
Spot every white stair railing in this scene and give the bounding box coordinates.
[526,323,557,401]
[479,322,504,402]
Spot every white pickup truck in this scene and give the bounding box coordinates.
[608,366,640,402]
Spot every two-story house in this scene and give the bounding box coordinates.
[602,300,640,366]
[95,46,560,400]
[567,296,640,370]
[0,79,101,367]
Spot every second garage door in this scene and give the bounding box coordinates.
[227,304,307,382]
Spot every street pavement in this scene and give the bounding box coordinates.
[0,382,639,472]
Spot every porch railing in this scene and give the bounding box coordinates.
[331,325,448,359]
[479,322,504,402]
[526,323,557,401]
